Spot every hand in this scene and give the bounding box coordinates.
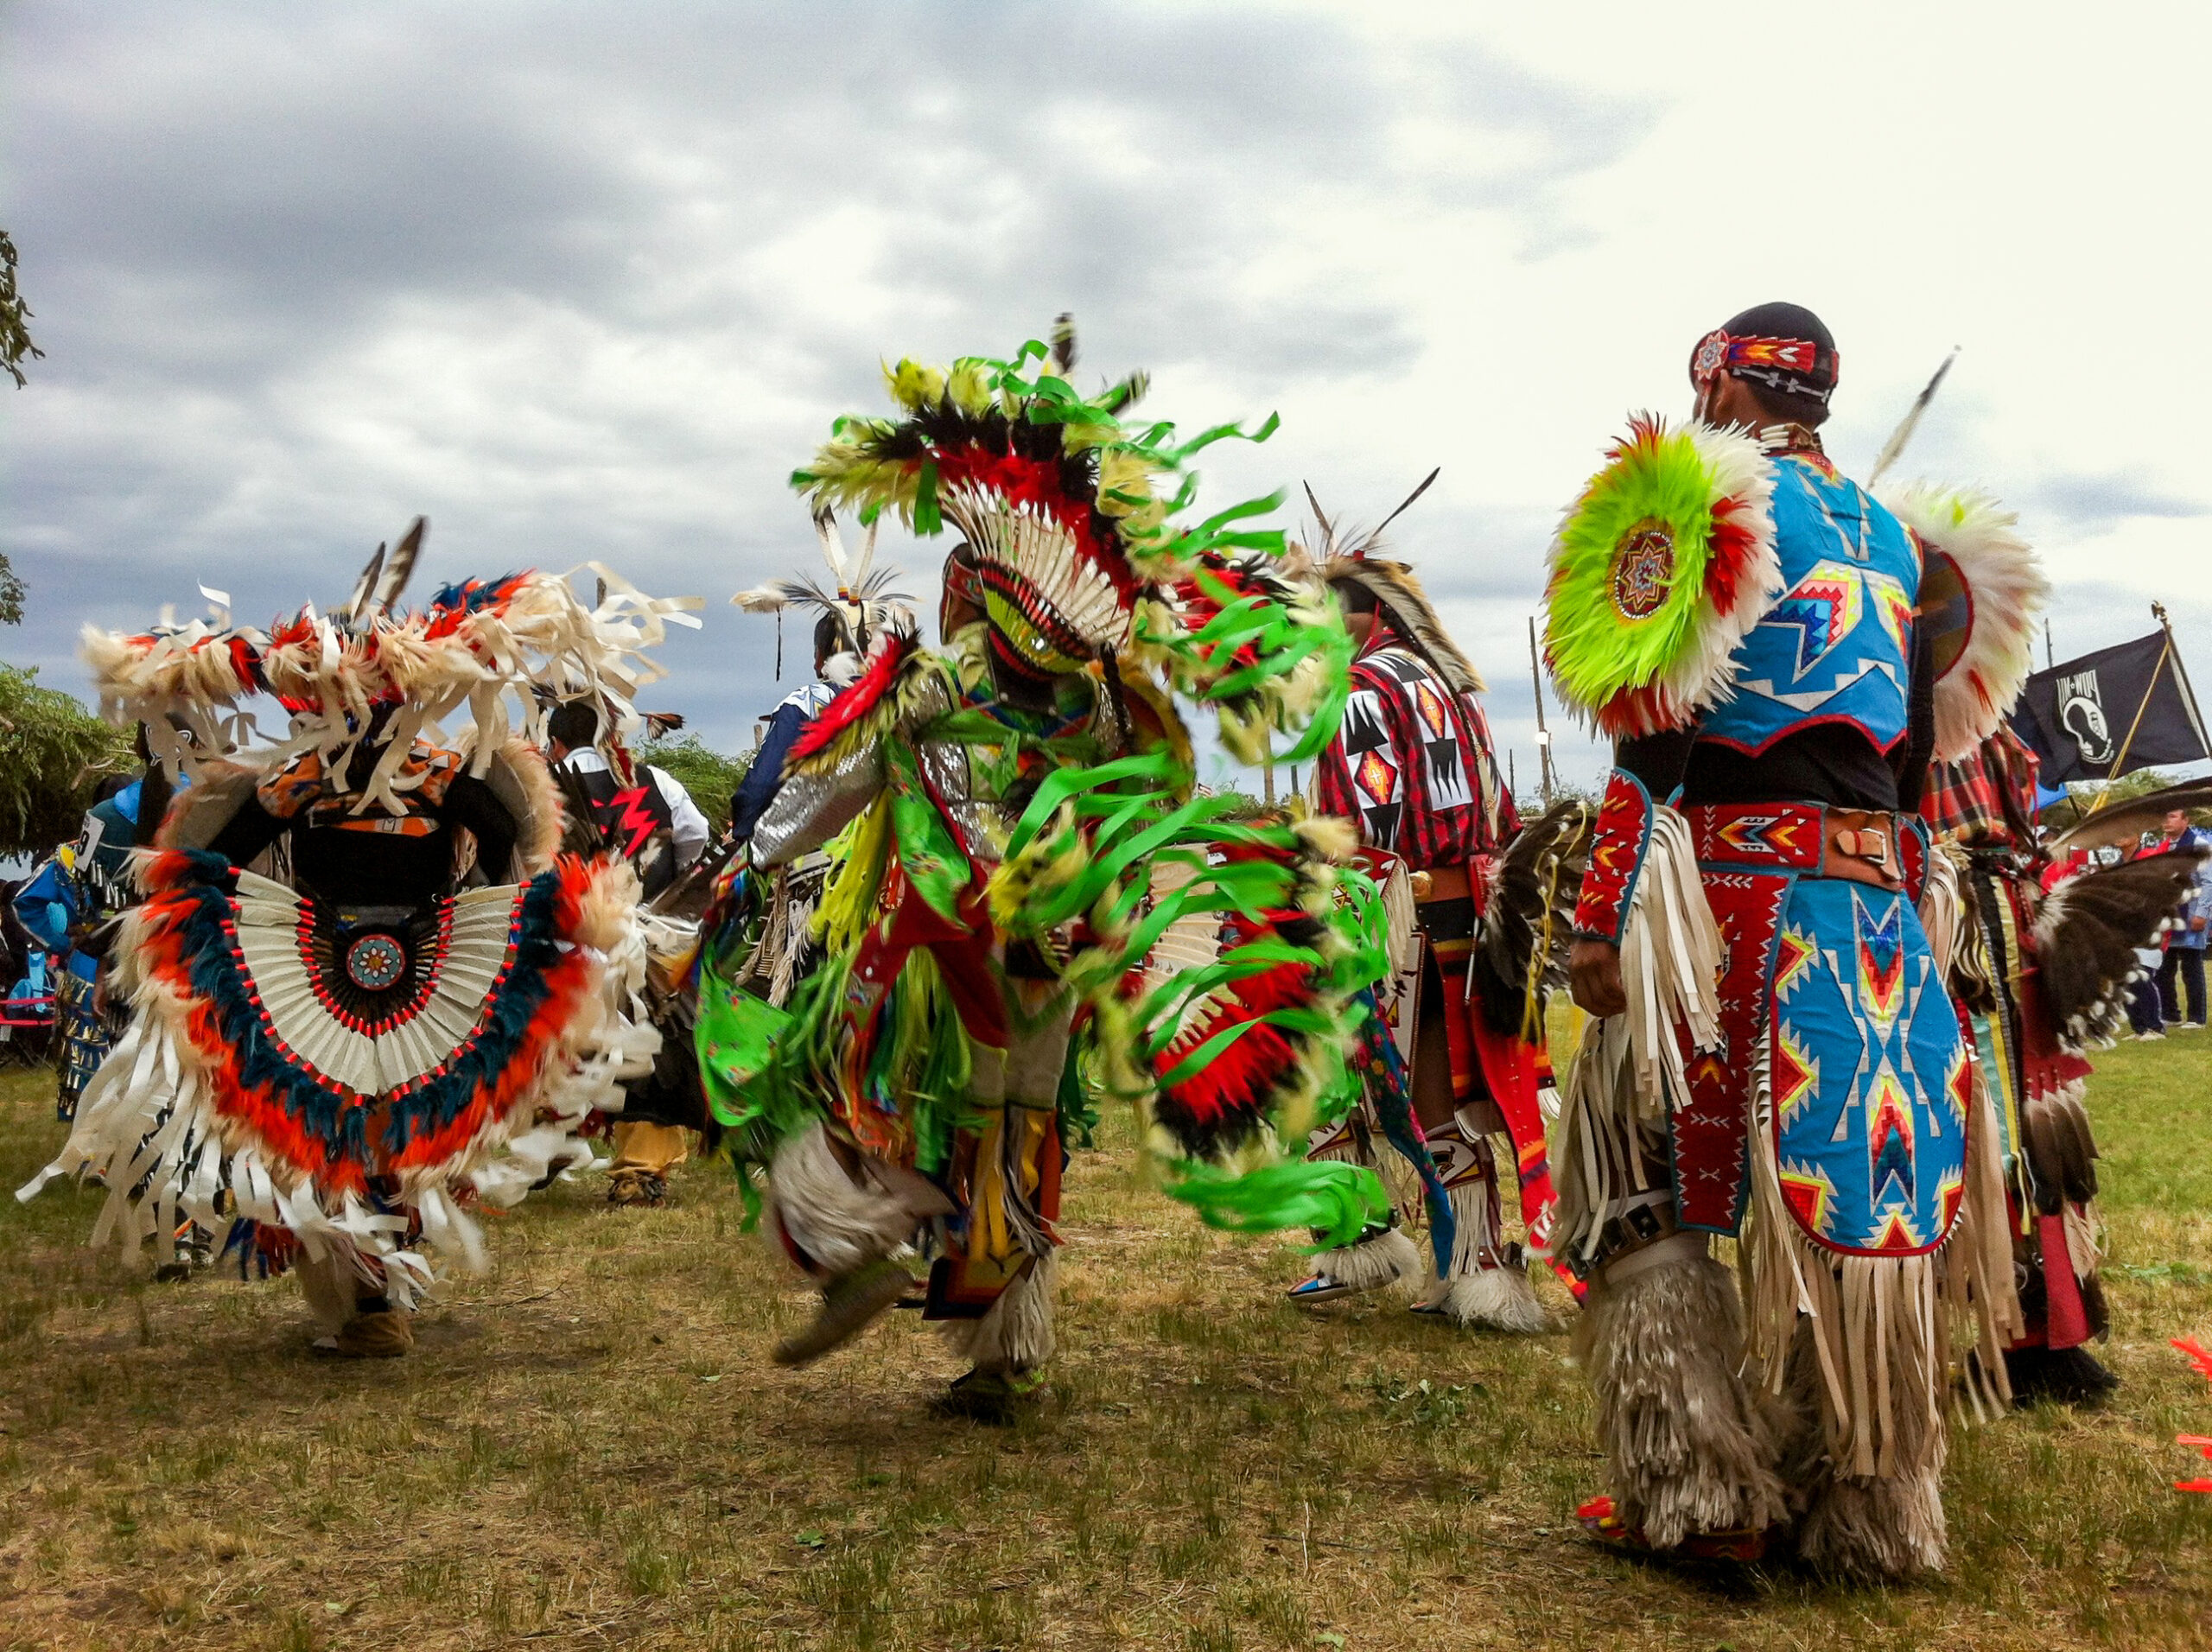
[1569,938,1626,1018]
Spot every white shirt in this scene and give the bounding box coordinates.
[556,747,712,870]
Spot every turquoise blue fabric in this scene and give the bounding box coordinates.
[1698,455,1922,758]
[1768,878,1968,1257]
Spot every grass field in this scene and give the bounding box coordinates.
[3,1026,2211,1651]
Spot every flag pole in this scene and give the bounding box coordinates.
[2154,599,2212,764]
[1528,615,1556,806]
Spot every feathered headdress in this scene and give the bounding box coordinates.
[1298,469,1485,697]
[791,315,1281,677]
[81,518,702,811]
[789,315,1347,764]
[731,508,911,680]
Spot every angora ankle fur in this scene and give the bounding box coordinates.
[1777,1320,1947,1579]
[937,1250,1058,1376]
[1313,1227,1423,1293]
[1576,1252,1786,1549]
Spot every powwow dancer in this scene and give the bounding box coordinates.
[1924,726,2201,1403]
[696,517,910,1179]
[698,320,1389,1415]
[1545,302,2043,1575]
[546,697,715,1208]
[24,747,168,1122]
[1291,484,1580,1330]
[19,521,690,1357]
[709,518,907,1045]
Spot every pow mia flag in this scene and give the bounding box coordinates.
[2012,630,2210,783]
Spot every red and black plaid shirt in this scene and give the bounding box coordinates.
[1316,635,1516,869]
[1923,724,2042,850]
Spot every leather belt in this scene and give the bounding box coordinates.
[1682,801,1909,892]
[1822,809,1904,891]
[1408,864,1472,905]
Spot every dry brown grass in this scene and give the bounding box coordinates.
[3,1028,2212,1651]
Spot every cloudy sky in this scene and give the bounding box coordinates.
[4,1,2209,792]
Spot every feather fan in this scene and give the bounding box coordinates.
[1473,797,1595,1038]
[2035,852,2204,1049]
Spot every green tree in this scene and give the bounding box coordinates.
[0,231,39,625]
[635,732,752,825]
[0,229,40,390]
[0,664,135,859]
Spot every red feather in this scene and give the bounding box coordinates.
[789,631,915,761]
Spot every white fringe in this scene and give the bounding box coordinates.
[766,1124,920,1277]
[937,1250,1058,1375]
[1546,806,1719,1271]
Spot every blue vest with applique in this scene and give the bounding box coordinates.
[1696,453,1922,757]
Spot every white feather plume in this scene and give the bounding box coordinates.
[1880,481,2046,761]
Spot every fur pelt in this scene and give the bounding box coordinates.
[1475,797,1595,1039]
[2035,854,2202,1047]
[1311,1224,1422,1293]
[766,1124,924,1278]
[154,759,264,853]
[1575,1249,1787,1550]
[481,736,566,876]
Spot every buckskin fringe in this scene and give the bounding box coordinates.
[1547,806,1720,1271]
[1743,1025,2017,1489]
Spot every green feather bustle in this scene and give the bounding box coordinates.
[1544,419,1734,718]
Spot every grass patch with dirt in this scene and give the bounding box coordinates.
[2,1026,2211,1649]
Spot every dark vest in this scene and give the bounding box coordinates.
[560,761,677,897]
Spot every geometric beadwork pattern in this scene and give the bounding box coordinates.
[1768,880,1967,1257]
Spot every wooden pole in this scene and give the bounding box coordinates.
[1528,615,1556,806]
[2154,600,2212,764]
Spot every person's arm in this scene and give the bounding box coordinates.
[207,797,289,874]
[652,766,712,869]
[1891,628,1937,814]
[1567,728,1698,1017]
[729,702,809,842]
[440,774,519,883]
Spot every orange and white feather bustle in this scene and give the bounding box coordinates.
[1878,482,2047,763]
[80,557,701,816]
[16,851,658,1303]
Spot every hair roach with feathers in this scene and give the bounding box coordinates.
[731,508,912,680]
[1299,468,1485,697]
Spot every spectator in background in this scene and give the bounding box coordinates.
[2150,806,2212,1031]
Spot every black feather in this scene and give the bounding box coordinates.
[2037,853,2204,1050]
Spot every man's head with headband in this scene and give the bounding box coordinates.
[1689,301,1838,429]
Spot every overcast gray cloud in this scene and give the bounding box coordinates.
[1,0,1650,772]
[5,2,2211,800]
